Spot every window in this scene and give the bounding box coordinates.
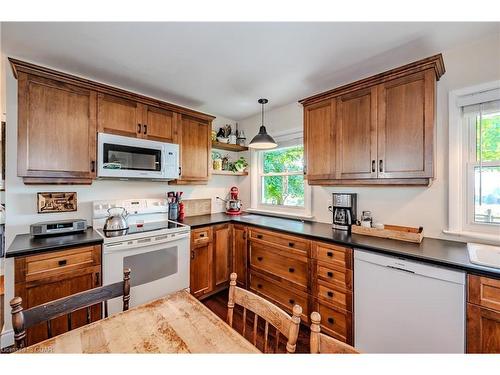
[260,145,305,207]
[249,131,312,219]
[448,82,500,241]
[464,102,500,226]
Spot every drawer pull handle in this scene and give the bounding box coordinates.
[327,271,334,278]
[58,260,67,266]
[257,284,263,289]
[257,256,263,261]
[289,299,295,305]
[199,233,205,238]
[191,251,195,260]
[288,242,294,247]
[327,251,333,257]
[288,267,295,273]
[327,291,334,297]
[257,234,263,239]
[327,317,335,325]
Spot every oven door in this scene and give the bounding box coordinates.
[103,232,190,315]
[97,133,166,179]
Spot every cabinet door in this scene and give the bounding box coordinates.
[20,269,101,346]
[232,225,248,288]
[190,242,213,298]
[142,105,174,142]
[304,99,337,180]
[17,73,97,181]
[176,115,211,182]
[337,87,378,179]
[377,70,435,178]
[213,224,232,289]
[97,93,141,138]
[467,303,500,353]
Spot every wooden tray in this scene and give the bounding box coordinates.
[351,224,424,243]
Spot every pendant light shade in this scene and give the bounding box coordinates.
[249,98,277,149]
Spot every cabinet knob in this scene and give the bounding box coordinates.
[289,299,295,305]
[95,272,100,286]
[58,259,67,266]
[288,242,295,247]
[191,251,195,260]
[90,161,95,172]
[199,233,205,237]
[327,271,334,278]
[327,291,334,298]
[327,251,333,257]
[257,256,263,261]
[257,234,263,239]
[327,317,335,325]
[288,267,295,273]
[257,284,263,289]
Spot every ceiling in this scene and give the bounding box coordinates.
[2,22,499,120]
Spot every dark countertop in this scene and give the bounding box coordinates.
[6,227,104,258]
[183,212,500,278]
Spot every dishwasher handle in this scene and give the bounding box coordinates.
[386,265,416,274]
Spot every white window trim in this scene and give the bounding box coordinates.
[445,80,500,244]
[249,128,312,220]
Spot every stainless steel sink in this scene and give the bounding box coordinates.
[467,243,500,269]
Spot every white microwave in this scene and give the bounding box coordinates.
[97,133,179,180]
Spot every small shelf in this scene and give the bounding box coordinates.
[211,170,248,176]
[211,141,248,152]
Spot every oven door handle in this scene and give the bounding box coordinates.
[103,231,190,253]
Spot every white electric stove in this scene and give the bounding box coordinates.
[93,198,190,315]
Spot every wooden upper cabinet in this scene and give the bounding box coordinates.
[10,58,215,185]
[175,115,211,183]
[142,105,174,142]
[17,72,97,184]
[97,93,141,138]
[337,87,377,179]
[299,54,444,186]
[377,70,435,178]
[304,99,336,180]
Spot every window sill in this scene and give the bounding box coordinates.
[245,208,314,221]
[442,229,500,244]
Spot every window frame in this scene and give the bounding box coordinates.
[447,81,500,242]
[249,131,312,219]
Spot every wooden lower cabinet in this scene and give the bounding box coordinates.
[315,299,353,344]
[190,227,214,298]
[14,245,102,346]
[232,224,248,288]
[467,274,500,353]
[213,224,232,289]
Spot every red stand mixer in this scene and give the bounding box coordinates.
[217,186,242,215]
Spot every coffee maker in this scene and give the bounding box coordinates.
[330,193,357,231]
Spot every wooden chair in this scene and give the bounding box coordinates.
[310,312,359,354]
[227,273,302,353]
[10,268,131,350]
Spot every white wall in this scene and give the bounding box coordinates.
[238,32,500,241]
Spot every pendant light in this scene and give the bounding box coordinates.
[249,98,277,149]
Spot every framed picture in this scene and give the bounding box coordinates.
[37,192,77,213]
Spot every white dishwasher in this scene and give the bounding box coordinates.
[354,249,466,353]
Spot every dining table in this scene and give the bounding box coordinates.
[18,290,260,353]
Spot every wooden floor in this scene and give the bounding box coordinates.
[202,289,311,353]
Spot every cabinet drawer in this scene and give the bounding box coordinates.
[23,246,100,282]
[250,271,309,320]
[250,244,308,287]
[313,242,352,269]
[317,280,352,311]
[317,302,352,344]
[249,228,310,254]
[317,263,352,291]
[191,227,212,246]
[468,275,500,311]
